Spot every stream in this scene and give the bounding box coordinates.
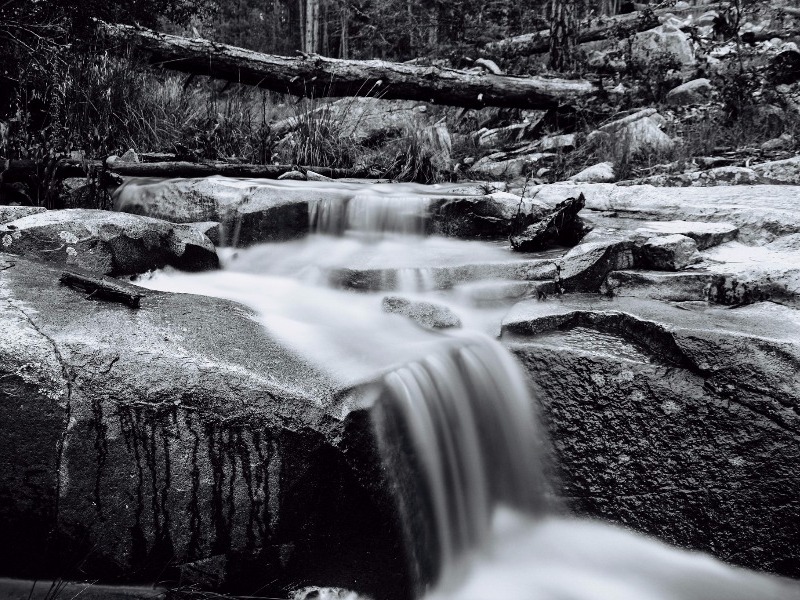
[124,179,800,600]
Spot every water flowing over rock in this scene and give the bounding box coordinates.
[115,178,537,244]
[7,173,800,599]
[0,209,218,275]
[0,249,551,598]
[502,295,800,578]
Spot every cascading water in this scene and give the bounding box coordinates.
[126,178,800,600]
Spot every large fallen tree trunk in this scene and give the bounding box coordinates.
[483,4,718,58]
[97,21,599,109]
[2,158,370,181]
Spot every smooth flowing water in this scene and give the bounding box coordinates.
[127,179,800,600]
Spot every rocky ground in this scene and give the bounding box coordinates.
[1,172,800,598]
[2,2,800,598]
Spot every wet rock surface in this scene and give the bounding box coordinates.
[0,209,218,275]
[0,254,411,600]
[382,296,462,329]
[502,295,800,578]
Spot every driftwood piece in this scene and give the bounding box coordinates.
[59,268,146,308]
[96,21,599,109]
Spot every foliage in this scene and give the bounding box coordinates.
[626,49,683,105]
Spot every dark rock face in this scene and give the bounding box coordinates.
[636,234,699,271]
[0,209,218,275]
[426,193,520,239]
[768,48,800,85]
[510,195,588,252]
[0,255,411,600]
[502,296,800,578]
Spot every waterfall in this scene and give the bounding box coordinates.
[372,332,547,592]
[310,192,430,237]
[130,178,800,600]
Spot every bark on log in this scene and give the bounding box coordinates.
[60,268,145,308]
[2,158,371,181]
[106,160,368,179]
[96,21,599,109]
[484,5,717,58]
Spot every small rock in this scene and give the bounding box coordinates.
[752,156,800,184]
[761,133,794,151]
[117,149,140,163]
[278,170,307,181]
[558,238,636,293]
[666,78,713,105]
[589,109,674,156]
[634,221,738,250]
[539,133,577,152]
[510,194,587,252]
[638,234,699,271]
[632,23,695,67]
[381,296,462,329]
[305,169,334,182]
[469,152,555,179]
[768,47,800,85]
[570,162,616,183]
[293,587,371,600]
[176,221,222,246]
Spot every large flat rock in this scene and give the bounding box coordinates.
[0,209,218,275]
[0,254,416,599]
[530,183,800,243]
[501,295,800,578]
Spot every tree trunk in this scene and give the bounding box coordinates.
[339,0,349,59]
[549,0,578,72]
[97,21,600,109]
[303,0,320,54]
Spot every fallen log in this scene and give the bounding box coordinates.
[106,160,368,179]
[483,4,719,58]
[60,268,145,308]
[2,158,371,181]
[96,21,599,109]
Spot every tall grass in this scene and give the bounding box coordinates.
[3,49,281,162]
[3,49,459,183]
